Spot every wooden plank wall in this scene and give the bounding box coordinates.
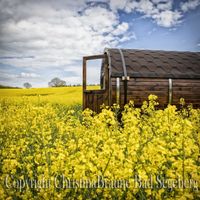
[84,90,109,112]
[111,78,200,108]
[172,79,200,107]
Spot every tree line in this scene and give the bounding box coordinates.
[23,77,83,88]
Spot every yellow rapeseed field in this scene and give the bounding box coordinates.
[0,88,199,199]
[0,86,97,105]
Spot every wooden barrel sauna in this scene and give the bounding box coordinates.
[83,48,200,112]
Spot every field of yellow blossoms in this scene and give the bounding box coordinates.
[0,91,200,199]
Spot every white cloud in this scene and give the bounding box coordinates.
[0,0,132,72]
[181,0,200,12]
[0,71,41,88]
[109,0,127,12]
[0,0,199,86]
[112,22,129,35]
[124,0,157,16]
[136,0,156,15]
[111,0,182,28]
[156,1,173,11]
[0,71,40,79]
[151,0,169,4]
[153,10,182,27]
[18,72,40,78]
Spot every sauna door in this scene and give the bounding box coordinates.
[83,54,109,112]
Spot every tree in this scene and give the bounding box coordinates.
[23,82,32,89]
[48,77,66,87]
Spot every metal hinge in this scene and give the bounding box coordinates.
[122,76,130,81]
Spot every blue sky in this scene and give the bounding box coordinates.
[0,0,200,88]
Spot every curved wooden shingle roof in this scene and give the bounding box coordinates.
[104,48,200,79]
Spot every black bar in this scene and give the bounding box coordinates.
[124,80,128,105]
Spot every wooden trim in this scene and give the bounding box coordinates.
[84,89,106,94]
[83,54,105,91]
[104,50,112,106]
[83,57,86,109]
[124,80,128,105]
[103,55,109,106]
[83,58,86,91]
[83,54,106,110]
[83,54,105,60]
